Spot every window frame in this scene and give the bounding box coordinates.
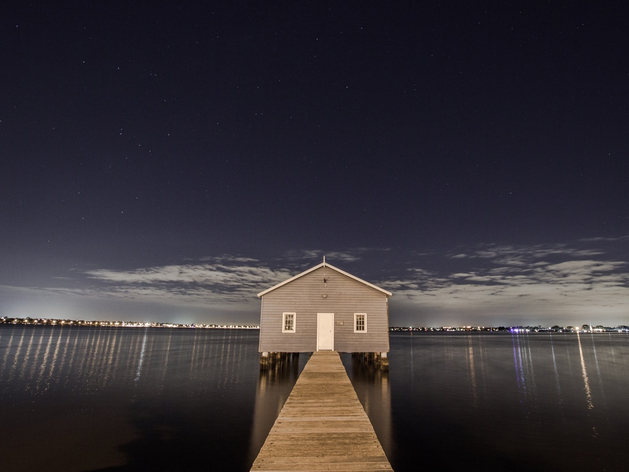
[282,312,296,333]
[354,313,367,333]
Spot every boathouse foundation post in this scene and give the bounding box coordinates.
[350,351,389,370]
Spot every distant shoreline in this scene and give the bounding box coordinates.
[0,317,258,330]
[2,317,627,333]
[391,325,629,333]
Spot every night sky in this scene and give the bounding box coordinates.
[2,1,628,327]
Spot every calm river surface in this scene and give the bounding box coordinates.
[1,327,628,471]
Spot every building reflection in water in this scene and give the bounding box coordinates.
[345,353,393,459]
[248,353,305,466]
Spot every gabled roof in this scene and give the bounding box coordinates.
[257,260,392,298]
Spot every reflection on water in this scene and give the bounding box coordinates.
[512,332,538,417]
[0,326,265,472]
[549,333,563,409]
[3,328,629,472]
[248,353,307,465]
[576,331,594,410]
[343,354,393,456]
[588,333,607,412]
[467,336,478,408]
[390,332,629,472]
[134,329,148,382]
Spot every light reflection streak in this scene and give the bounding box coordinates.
[36,331,54,392]
[511,332,537,413]
[90,329,105,378]
[527,336,537,395]
[1,328,16,375]
[477,335,487,399]
[190,330,199,373]
[512,333,524,393]
[576,331,594,409]
[134,329,148,382]
[590,334,609,424]
[219,331,227,389]
[111,328,124,381]
[467,336,478,408]
[226,335,234,386]
[564,337,573,376]
[44,327,64,392]
[126,332,141,374]
[608,333,616,373]
[74,328,91,384]
[102,329,118,387]
[59,328,75,390]
[28,329,45,383]
[590,334,605,396]
[200,331,208,370]
[549,333,562,406]
[235,333,244,384]
[161,331,173,385]
[94,329,107,388]
[18,330,35,380]
[410,334,414,390]
[1,327,261,401]
[8,329,24,382]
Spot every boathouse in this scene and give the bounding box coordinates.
[257,258,392,360]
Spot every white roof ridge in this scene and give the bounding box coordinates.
[257,261,392,298]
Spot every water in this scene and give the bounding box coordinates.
[0,326,299,472]
[2,327,629,471]
[382,332,629,471]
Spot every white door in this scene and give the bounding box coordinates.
[317,313,334,351]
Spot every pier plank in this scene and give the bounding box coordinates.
[250,351,393,471]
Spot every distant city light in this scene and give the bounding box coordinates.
[2,317,629,333]
[0,316,259,330]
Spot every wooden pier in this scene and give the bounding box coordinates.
[250,351,393,471]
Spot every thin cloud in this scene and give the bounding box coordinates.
[385,241,629,324]
[4,240,627,326]
[283,247,390,264]
[0,260,294,310]
[283,249,359,264]
[580,235,629,242]
[85,264,290,287]
[450,243,605,261]
[2,249,391,312]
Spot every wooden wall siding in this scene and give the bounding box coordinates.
[259,267,390,353]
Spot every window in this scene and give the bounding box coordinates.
[282,312,296,333]
[354,313,367,333]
